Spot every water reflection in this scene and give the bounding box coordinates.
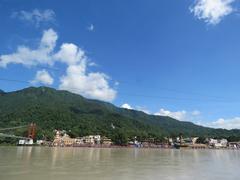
[0,147,240,180]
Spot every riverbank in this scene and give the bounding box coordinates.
[32,144,240,150]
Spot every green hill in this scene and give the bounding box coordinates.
[0,86,240,144]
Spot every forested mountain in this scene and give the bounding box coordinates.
[0,87,240,143]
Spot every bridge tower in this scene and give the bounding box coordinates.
[28,123,36,140]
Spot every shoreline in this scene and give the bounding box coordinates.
[2,144,238,150]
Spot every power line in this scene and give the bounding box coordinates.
[17,64,236,102]
[0,78,30,84]
[0,77,239,103]
[115,79,228,101]
[31,65,234,101]
[118,92,237,103]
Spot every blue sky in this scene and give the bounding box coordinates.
[1,0,240,129]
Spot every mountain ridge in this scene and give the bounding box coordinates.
[0,86,240,143]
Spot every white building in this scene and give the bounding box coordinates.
[83,135,101,145]
[220,139,228,147]
[75,138,84,145]
[18,139,34,145]
[36,140,45,145]
[191,137,199,144]
[209,138,228,148]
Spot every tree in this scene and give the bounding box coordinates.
[112,130,128,145]
[196,137,206,144]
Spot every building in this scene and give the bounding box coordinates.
[220,139,228,147]
[209,138,228,148]
[82,135,101,145]
[36,140,45,145]
[52,130,64,146]
[52,130,75,147]
[62,133,75,146]
[101,136,113,146]
[228,142,240,149]
[18,139,34,145]
[52,130,103,147]
[191,137,199,144]
[74,138,84,145]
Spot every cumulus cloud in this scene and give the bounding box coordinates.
[53,43,85,65]
[190,0,235,25]
[121,103,133,110]
[154,108,201,122]
[0,29,117,102]
[31,69,54,85]
[59,63,117,102]
[12,9,56,27]
[122,104,240,130]
[121,104,151,114]
[155,109,187,121]
[208,117,240,129]
[154,108,240,130]
[0,29,57,67]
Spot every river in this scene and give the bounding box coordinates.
[0,147,239,180]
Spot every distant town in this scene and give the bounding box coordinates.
[10,123,240,149]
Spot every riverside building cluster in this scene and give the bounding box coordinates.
[23,129,240,149]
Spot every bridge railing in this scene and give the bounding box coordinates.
[0,133,31,140]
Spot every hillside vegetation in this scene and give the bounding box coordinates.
[0,87,240,144]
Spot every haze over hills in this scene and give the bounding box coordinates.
[0,87,240,143]
[0,90,5,95]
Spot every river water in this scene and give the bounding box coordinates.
[0,147,239,180]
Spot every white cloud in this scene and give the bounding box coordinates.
[31,69,54,85]
[87,24,94,31]
[136,106,151,114]
[207,117,240,129]
[121,105,200,119]
[40,28,58,52]
[89,62,97,67]
[119,105,239,130]
[0,29,117,102]
[0,29,57,67]
[12,9,56,27]
[153,108,240,130]
[154,108,201,122]
[121,103,133,110]
[53,43,85,65]
[59,63,117,102]
[192,110,201,116]
[120,104,240,130]
[53,41,116,102]
[120,104,150,114]
[155,109,187,121]
[190,0,235,25]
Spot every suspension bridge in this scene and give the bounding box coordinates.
[0,123,36,140]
